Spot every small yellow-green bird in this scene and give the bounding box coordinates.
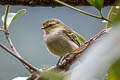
[42,19,86,57]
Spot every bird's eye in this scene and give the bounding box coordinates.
[48,24,54,27]
[56,22,59,24]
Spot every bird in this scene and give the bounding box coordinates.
[42,18,85,57]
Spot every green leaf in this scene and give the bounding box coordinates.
[40,70,64,80]
[87,0,104,11]
[105,3,120,80]
[106,6,120,28]
[2,9,26,29]
[12,9,26,22]
[8,9,26,28]
[106,59,120,80]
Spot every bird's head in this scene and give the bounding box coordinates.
[42,19,64,34]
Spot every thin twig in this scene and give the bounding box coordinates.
[54,0,112,22]
[3,5,21,57]
[2,5,39,73]
[4,5,10,30]
[4,31,39,73]
[99,10,112,23]
[0,42,39,73]
[5,32,21,57]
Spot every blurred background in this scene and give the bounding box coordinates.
[0,6,110,80]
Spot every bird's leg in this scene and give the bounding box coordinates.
[57,56,63,66]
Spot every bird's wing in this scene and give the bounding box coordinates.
[62,27,86,47]
[73,31,86,44]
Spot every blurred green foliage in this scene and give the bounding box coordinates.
[106,1,120,28]
[105,1,120,80]
[106,7,120,28]
[108,59,120,80]
[38,70,64,80]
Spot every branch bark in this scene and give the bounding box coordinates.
[0,0,116,6]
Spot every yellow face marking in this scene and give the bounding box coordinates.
[43,21,58,29]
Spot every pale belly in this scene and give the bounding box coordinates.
[44,31,79,56]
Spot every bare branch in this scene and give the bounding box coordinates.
[0,42,39,73]
[0,0,115,6]
[5,31,22,57]
[4,32,40,73]
[1,5,39,73]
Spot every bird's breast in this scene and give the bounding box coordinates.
[44,29,78,56]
